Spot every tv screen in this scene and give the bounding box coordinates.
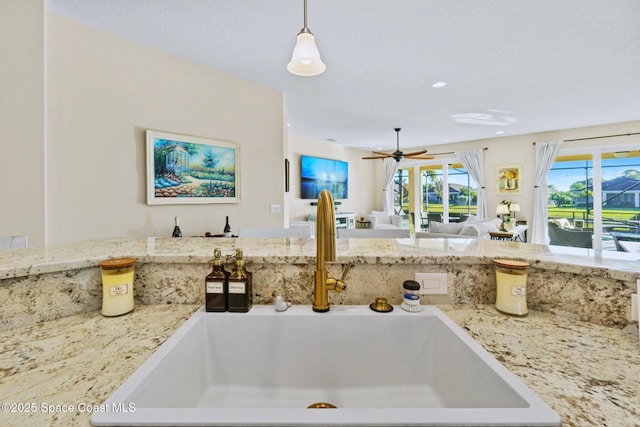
[300,155,348,200]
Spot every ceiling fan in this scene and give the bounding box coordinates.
[362,128,434,162]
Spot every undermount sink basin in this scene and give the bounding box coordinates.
[91,305,560,426]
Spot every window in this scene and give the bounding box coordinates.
[547,150,640,250]
[548,154,594,227]
[393,168,410,217]
[448,163,478,220]
[418,163,477,229]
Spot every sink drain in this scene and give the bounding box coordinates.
[307,402,337,409]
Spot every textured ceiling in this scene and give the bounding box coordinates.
[48,0,640,151]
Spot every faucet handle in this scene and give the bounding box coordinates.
[340,262,353,282]
[333,262,352,293]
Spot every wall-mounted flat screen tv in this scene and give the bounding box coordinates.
[300,155,348,200]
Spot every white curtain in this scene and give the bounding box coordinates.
[531,140,563,244]
[455,149,487,219]
[383,158,400,214]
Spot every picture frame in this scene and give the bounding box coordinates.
[496,165,521,195]
[146,129,240,204]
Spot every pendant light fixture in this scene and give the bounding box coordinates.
[287,0,326,76]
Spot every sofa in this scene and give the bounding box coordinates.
[363,210,402,229]
[415,216,503,239]
[548,219,593,248]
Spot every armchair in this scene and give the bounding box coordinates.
[364,210,402,230]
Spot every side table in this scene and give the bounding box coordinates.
[490,225,528,242]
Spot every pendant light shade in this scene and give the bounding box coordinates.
[287,0,326,76]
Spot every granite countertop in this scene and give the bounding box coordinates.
[0,304,638,427]
[1,237,639,280]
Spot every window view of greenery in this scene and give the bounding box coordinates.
[393,165,478,230]
[547,152,640,251]
[421,165,478,219]
[393,168,410,219]
[447,164,478,217]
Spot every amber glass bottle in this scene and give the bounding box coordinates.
[227,248,252,312]
[205,248,229,312]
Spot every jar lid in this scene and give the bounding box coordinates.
[403,280,421,290]
[493,258,530,269]
[99,258,136,269]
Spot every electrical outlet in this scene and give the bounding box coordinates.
[415,273,448,295]
[631,293,638,322]
[270,204,281,215]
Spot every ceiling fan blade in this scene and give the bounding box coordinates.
[405,154,435,160]
[362,155,390,160]
[403,149,428,157]
[371,151,392,156]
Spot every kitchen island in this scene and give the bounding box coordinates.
[0,237,639,426]
[1,237,638,330]
[0,303,638,427]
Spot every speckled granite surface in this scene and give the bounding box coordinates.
[1,237,638,331]
[0,304,638,427]
[1,237,639,280]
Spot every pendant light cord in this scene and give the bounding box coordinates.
[303,0,308,29]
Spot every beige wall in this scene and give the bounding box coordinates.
[46,14,285,244]
[375,120,640,224]
[0,0,46,246]
[287,135,375,222]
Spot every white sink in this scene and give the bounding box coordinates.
[91,305,560,426]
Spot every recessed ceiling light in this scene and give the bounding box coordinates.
[496,131,505,135]
[432,81,447,88]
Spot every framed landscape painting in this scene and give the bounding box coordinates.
[496,165,521,195]
[146,130,240,204]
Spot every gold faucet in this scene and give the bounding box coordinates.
[313,190,350,312]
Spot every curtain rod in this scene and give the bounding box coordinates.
[428,146,488,156]
[564,132,640,142]
[533,132,640,144]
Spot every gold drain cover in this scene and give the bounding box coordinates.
[369,297,393,312]
[307,402,337,409]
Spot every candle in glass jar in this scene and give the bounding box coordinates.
[494,259,530,317]
[99,258,136,317]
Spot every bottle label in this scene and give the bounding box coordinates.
[511,286,526,296]
[229,281,246,294]
[206,281,224,294]
[109,284,128,296]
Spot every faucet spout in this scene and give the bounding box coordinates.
[313,190,342,312]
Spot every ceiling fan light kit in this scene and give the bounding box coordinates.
[362,128,434,162]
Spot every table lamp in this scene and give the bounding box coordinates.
[509,203,520,222]
[496,204,509,232]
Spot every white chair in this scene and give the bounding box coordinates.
[337,228,410,238]
[238,226,312,238]
[363,210,402,229]
[0,235,28,250]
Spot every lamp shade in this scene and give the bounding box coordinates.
[287,32,326,76]
[509,203,520,212]
[496,204,509,215]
